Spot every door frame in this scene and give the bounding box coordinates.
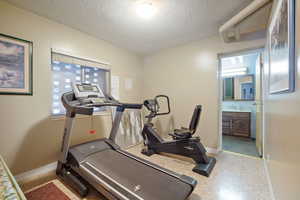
[217,47,265,157]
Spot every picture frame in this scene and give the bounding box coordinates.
[268,0,295,94]
[0,33,33,95]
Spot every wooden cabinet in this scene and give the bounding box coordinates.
[222,111,251,138]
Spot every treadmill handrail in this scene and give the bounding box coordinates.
[121,103,143,109]
[81,103,122,108]
[61,92,142,116]
[83,103,142,109]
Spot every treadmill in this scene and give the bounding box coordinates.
[56,83,197,200]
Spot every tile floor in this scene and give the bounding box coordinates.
[222,135,260,157]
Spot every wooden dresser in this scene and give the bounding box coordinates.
[222,111,251,138]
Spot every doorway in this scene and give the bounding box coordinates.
[218,48,264,158]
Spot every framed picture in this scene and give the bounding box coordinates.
[0,33,33,95]
[268,0,295,94]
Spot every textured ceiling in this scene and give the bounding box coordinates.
[4,0,253,55]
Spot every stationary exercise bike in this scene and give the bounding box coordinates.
[141,95,216,177]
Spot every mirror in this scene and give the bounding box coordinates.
[223,75,255,101]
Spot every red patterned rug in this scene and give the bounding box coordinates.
[25,180,80,200]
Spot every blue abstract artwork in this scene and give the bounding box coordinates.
[0,40,25,88]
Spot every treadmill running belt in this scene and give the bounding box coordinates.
[82,149,193,200]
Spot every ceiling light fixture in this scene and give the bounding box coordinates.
[222,67,247,77]
[222,67,247,74]
[136,1,156,19]
[222,71,247,77]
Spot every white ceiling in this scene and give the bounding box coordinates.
[4,0,253,55]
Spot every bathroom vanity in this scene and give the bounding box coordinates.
[222,111,251,138]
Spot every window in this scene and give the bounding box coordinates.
[51,52,110,115]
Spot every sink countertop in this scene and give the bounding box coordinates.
[222,110,251,113]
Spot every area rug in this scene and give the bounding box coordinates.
[25,179,80,200]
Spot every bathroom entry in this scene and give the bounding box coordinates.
[219,49,264,158]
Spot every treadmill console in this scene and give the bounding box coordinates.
[72,83,105,104]
[62,83,142,115]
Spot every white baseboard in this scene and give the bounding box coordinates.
[15,162,57,184]
[263,159,276,200]
[205,147,220,154]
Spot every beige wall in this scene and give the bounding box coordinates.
[5,6,300,200]
[142,35,265,149]
[263,0,300,199]
[0,1,143,174]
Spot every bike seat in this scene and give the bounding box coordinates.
[169,128,192,140]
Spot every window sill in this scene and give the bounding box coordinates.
[50,111,111,121]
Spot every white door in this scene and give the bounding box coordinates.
[255,54,263,157]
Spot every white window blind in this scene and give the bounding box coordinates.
[51,52,110,115]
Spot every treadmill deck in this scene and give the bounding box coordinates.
[79,149,193,200]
